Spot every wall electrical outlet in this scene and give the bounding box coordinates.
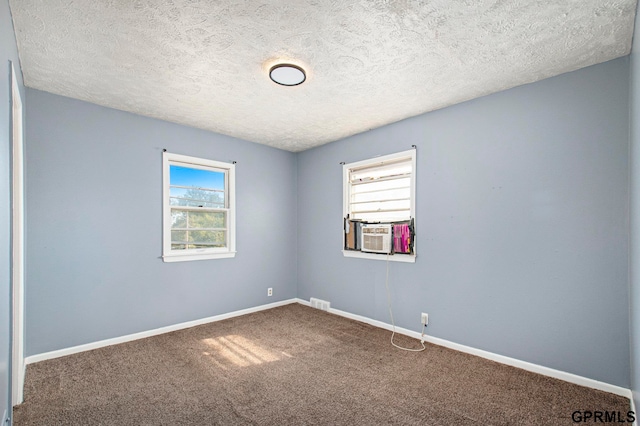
[267,288,273,297]
[421,312,429,325]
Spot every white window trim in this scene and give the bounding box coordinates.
[162,152,236,262]
[342,149,416,263]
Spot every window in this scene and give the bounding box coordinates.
[162,152,236,262]
[343,149,416,262]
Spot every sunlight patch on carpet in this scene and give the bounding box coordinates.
[202,335,281,367]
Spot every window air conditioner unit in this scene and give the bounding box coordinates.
[361,224,392,254]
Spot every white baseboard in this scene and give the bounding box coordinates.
[296,298,633,400]
[25,299,299,365]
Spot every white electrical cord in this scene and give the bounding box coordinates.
[385,254,426,352]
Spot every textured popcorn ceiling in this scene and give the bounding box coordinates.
[9,0,638,152]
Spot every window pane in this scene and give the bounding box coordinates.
[187,210,226,229]
[170,165,225,190]
[171,209,226,230]
[189,230,226,247]
[171,230,187,242]
[170,165,226,208]
[171,210,187,228]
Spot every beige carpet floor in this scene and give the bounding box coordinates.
[14,303,630,425]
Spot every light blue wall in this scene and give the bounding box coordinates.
[0,0,23,421]
[629,5,640,411]
[24,89,297,356]
[298,58,630,388]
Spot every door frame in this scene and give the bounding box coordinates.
[10,61,25,407]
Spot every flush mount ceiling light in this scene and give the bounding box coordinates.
[269,64,306,86]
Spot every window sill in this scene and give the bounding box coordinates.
[163,251,236,263]
[342,250,416,263]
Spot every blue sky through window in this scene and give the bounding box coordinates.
[170,165,225,190]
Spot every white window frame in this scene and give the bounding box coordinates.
[162,152,236,262]
[342,149,416,263]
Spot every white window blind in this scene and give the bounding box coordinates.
[347,155,413,222]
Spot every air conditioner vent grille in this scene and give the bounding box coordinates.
[361,224,392,254]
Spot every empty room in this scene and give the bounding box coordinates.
[2,0,640,424]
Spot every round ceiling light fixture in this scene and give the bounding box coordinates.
[269,63,306,86]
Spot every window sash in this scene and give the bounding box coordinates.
[169,165,228,208]
[170,207,228,248]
